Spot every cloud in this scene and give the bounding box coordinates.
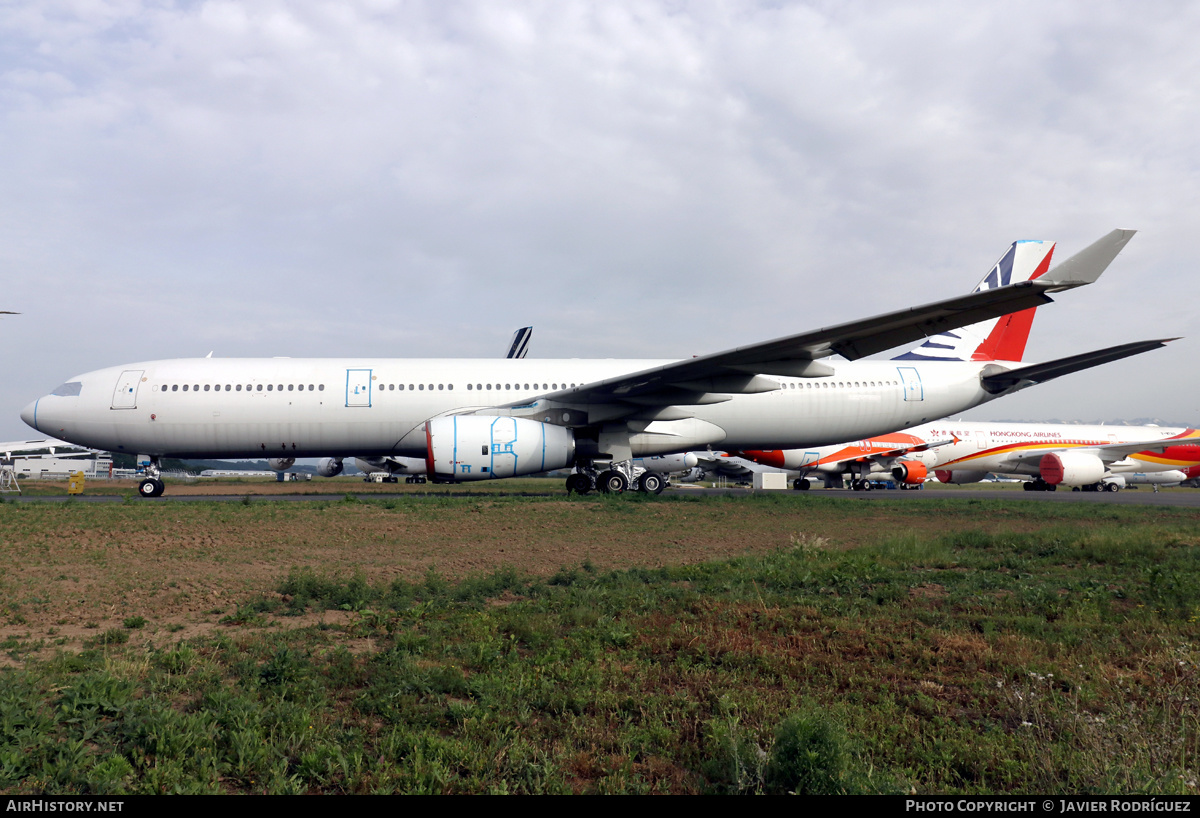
[1,0,1197,439]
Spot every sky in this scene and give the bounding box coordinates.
[2,0,1198,442]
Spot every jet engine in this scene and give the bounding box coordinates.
[636,452,699,473]
[1040,451,1105,486]
[268,457,295,472]
[425,416,574,481]
[891,461,928,484]
[317,457,344,478]
[935,469,989,484]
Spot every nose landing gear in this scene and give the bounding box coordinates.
[137,456,165,498]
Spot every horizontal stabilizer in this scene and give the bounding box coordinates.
[981,338,1175,394]
[1040,229,1136,291]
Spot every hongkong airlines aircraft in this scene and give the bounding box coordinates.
[740,422,1200,492]
[21,229,1170,498]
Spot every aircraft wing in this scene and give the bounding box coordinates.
[500,229,1137,417]
[855,437,958,464]
[798,437,957,470]
[0,438,89,457]
[980,338,1176,393]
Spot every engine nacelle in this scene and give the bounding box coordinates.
[316,457,344,478]
[355,456,428,475]
[636,452,699,473]
[268,457,295,472]
[891,460,928,484]
[1040,451,1105,486]
[425,416,574,481]
[935,469,988,484]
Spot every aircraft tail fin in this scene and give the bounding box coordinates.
[506,327,532,359]
[980,338,1176,394]
[893,240,1055,363]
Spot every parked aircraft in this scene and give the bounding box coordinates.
[740,422,1200,492]
[21,229,1169,498]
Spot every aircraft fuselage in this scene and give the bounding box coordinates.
[22,356,1003,460]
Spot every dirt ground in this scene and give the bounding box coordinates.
[0,484,1168,664]
[0,490,842,662]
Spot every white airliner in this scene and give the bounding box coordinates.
[21,229,1171,498]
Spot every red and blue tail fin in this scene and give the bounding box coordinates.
[892,239,1055,363]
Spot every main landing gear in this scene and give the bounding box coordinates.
[566,464,666,495]
[138,457,165,498]
[1022,480,1057,492]
[1071,482,1120,493]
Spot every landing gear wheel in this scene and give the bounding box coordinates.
[639,473,664,494]
[793,478,810,491]
[862,480,874,491]
[138,478,164,498]
[598,470,628,494]
[1105,482,1120,493]
[567,473,595,495]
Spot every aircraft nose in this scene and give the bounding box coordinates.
[20,400,38,432]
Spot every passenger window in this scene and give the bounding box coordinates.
[183,384,189,391]
[467,384,473,390]
[171,385,178,392]
[236,385,242,391]
[319,384,325,391]
[419,384,424,390]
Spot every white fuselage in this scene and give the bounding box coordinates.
[756,420,1200,480]
[918,421,1200,477]
[23,356,1009,460]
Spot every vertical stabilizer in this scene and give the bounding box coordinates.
[893,240,1055,363]
[506,327,532,359]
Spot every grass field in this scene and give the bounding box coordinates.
[1,489,1198,794]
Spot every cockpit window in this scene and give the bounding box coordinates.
[51,382,82,397]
